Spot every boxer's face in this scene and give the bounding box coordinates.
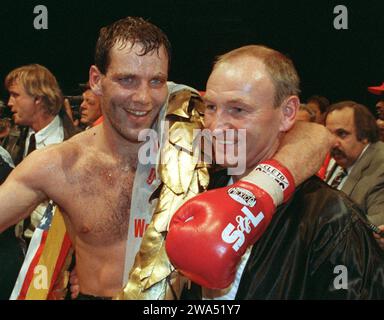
[204,56,294,177]
[326,107,368,169]
[90,41,169,143]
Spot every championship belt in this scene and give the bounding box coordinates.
[117,89,210,299]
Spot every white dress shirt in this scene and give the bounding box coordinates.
[23,115,64,158]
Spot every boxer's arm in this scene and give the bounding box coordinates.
[0,151,49,232]
[243,121,333,206]
[274,121,333,185]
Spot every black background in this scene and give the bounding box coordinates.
[0,0,383,112]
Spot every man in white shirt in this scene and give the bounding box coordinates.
[5,64,79,241]
[6,64,73,161]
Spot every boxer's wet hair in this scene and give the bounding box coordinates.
[95,16,172,74]
[213,45,300,108]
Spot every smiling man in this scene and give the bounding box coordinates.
[166,46,384,299]
[1,18,333,300]
[1,17,174,299]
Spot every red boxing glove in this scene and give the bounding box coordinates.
[166,160,294,289]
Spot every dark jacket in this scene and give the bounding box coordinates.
[183,174,384,299]
[0,156,24,299]
[326,142,384,226]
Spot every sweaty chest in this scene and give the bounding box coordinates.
[63,164,136,245]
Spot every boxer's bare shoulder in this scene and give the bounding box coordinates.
[46,127,136,245]
[15,126,135,243]
[9,126,137,296]
[15,129,95,196]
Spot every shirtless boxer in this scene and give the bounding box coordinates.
[0,17,331,298]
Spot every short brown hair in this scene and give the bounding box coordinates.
[95,16,172,74]
[325,101,379,143]
[307,95,330,114]
[5,64,63,116]
[213,45,300,107]
[299,104,316,122]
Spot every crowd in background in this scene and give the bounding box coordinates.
[0,54,383,299]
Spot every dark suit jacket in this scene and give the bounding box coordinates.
[0,156,24,299]
[326,142,384,225]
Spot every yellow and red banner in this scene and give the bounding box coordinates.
[10,203,72,300]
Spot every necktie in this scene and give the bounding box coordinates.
[14,126,29,165]
[330,168,348,189]
[26,134,36,156]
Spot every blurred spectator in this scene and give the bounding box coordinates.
[0,99,13,119]
[63,98,80,128]
[295,104,316,122]
[0,100,17,153]
[79,83,102,129]
[0,146,24,299]
[325,101,384,227]
[377,100,384,119]
[306,95,330,124]
[378,119,384,141]
[5,64,79,165]
[0,146,14,176]
[0,118,11,142]
[367,82,384,141]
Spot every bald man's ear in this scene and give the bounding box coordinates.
[279,96,300,132]
[89,65,103,96]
